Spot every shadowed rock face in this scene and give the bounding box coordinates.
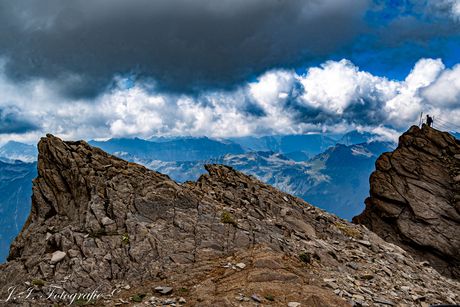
[353,124,460,279]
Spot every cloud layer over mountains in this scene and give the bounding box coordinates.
[1,0,460,143]
[1,57,460,144]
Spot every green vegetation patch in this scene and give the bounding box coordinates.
[89,228,119,238]
[32,280,45,286]
[73,298,95,306]
[298,253,311,263]
[121,233,129,244]
[89,228,107,238]
[179,288,187,292]
[335,223,363,239]
[327,251,337,260]
[265,294,274,301]
[221,212,237,227]
[132,296,142,302]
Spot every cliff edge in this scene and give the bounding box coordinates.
[354,124,460,279]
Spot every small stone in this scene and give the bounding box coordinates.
[447,297,456,304]
[327,282,339,289]
[419,261,429,266]
[360,287,373,295]
[235,263,246,269]
[357,240,371,247]
[382,266,392,277]
[287,302,301,307]
[251,295,261,303]
[354,298,363,305]
[164,299,176,304]
[178,297,186,304]
[101,216,115,226]
[352,295,364,300]
[280,208,288,217]
[235,296,244,301]
[160,287,173,295]
[346,262,358,270]
[373,297,394,305]
[124,285,130,290]
[454,175,460,182]
[361,274,374,280]
[50,251,66,264]
[420,303,429,307]
[400,286,410,291]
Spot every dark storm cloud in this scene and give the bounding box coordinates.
[0,107,39,134]
[0,0,371,97]
[241,98,266,117]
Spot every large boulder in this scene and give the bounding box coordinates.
[354,124,460,278]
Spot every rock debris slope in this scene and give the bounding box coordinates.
[354,124,460,280]
[0,134,459,306]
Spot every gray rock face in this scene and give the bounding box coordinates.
[0,134,354,306]
[354,124,460,279]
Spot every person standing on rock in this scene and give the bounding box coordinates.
[426,115,433,127]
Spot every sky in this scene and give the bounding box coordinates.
[1,0,460,145]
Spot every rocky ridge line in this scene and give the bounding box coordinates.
[0,134,458,306]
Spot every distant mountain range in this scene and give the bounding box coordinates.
[138,140,395,220]
[336,130,376,145]
[300,141,394,219]
[227,134,337,155]
[88,136,246,161]
[0,141,38,163]
[0,160,36,262]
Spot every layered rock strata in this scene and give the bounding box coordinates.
[354,124,460,279]
[0,134,459,306]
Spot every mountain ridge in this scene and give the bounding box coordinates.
[1,134,459,306]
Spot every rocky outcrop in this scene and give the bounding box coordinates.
[0,134,459,306]
[354,124,460,279]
